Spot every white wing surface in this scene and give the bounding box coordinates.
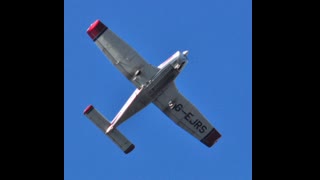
[153,82,221,147]
[87,20,159,88]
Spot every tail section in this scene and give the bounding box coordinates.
[83,105,135,154]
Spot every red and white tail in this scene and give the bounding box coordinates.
[83,105,135,154]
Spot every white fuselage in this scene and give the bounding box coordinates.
[139,51,188,100]
[109,51,188,128]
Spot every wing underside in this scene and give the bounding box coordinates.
[87,20,159,88]
[153,82,221,147]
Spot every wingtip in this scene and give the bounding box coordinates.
[124,144,135,154]
[87,19,108,41]
[83,104,94,115]
[201,129,221,147]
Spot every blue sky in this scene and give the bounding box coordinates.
[64,0,251,179]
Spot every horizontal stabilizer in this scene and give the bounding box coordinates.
[83,105,135,154]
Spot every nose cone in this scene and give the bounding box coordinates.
[182,50,189,57]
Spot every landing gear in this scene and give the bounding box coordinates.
[133,70,141,85]
[168,100,175,109]
[174,64,181,70]
[134,70,141,76]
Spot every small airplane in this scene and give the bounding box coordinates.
[84,20,221,154]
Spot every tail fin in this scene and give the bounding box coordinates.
[83,105,135,154]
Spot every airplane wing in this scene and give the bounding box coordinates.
[87,20,159,88]
[153,82,221,147]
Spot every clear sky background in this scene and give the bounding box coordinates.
[64,0,252,179]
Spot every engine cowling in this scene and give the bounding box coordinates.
[173,50,188,72]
